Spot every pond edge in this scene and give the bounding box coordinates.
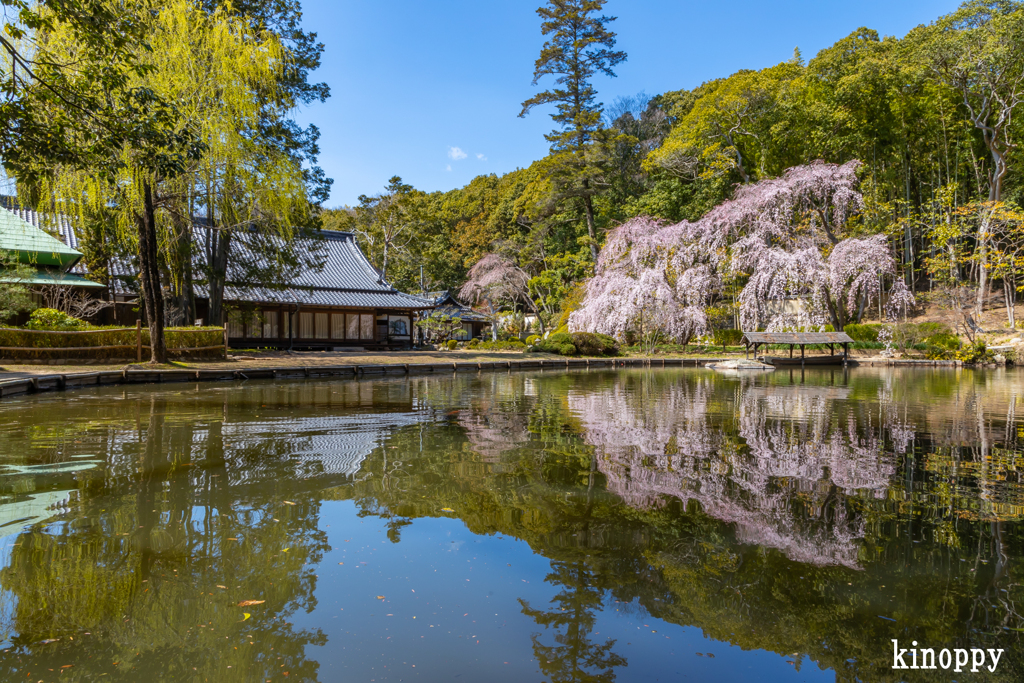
[0,356,965,401]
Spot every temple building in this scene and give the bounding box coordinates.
[0,206,104,318]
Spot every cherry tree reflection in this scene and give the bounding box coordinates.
[570,374,914,568]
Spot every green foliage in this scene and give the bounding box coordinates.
[843,324,883,342]
[526,334,542,346]
[417,312,463,342]
[24,308,90,330]
[532,331,618,356]
[570,332,619,356]
[711,329,743,347]
[476,339,527,351]
[0,326,224,359]
[533,332,576,356]
[928,340,990,363]
[447,339,459,351]
[0,258,37,324]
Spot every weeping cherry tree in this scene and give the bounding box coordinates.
[571,160,912,345]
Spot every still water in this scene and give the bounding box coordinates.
[0,367,1022,682]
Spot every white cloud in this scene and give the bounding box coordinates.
[448,146,467,161]
[476,153,487,161]
[446,164,452,172]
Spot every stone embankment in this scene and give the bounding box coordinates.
[0,356,724,401]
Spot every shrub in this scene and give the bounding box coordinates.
[466,338,481,349]
[916,322,952,337]
[525,334,541,346]
[843,323,882,342]
[571,331,619,356]
[925,332,961,351]
[533,332,577,356]
[24,308,90,330]
[446,339,458,351]
[711,329,743,348]
[531,331,620,357]
[478,340,526,351]
[928,340,989,363]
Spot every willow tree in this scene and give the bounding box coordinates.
[31,0,312,360]
[147,0,315,327]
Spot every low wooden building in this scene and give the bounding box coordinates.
[107,229,432,350]
[422,291,491,340]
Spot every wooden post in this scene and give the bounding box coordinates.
[789,344,793,359]
[829,343,834,357]
[136,319,142,362]
[223,324,230,359]
[801,344,805,368]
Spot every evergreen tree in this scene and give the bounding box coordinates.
[520,0,627,262]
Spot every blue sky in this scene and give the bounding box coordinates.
[298,0,963,207]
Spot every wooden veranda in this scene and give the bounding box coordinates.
[741,332,854,366]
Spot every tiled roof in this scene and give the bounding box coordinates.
[218,284,431,309]
[110,227,432,310]
[0,199,433,309]
[425,290,489,321]
[0,206,83,268]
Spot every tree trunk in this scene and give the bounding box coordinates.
[1005,276,1016,330]
[824,290,845,332]
[488,300,498,341]
[136,180,166,363]
[582,190,599,263]
[169,212,194,325]
[207,229,231,326]
[855,290,867,324]
[975,208,991,319]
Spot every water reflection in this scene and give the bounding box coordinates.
[0,368,1021,681]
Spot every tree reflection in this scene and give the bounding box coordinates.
[520,560,626,683]
[2,369,1024,681]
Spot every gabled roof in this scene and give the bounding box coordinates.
[425,290,490,322]
[111,228,433,310]
[0,206,83,268]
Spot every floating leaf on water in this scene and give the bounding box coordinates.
[281,548,289,552]
[237,600,265,607]
[242,613,250,621]
[376,595,385,600]
[283,501,296,505]
[441,508,454,512]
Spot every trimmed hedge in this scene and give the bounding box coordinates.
[842,323,883,342]
[0,326,225,360]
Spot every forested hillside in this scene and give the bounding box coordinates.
[337,0,1024,340]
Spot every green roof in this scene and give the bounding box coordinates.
[0,269,105,288]
[0,208,82,268]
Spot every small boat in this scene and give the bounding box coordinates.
[762,354,847,366]
[708,359,775,372]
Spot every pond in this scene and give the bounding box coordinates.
[0,366,1022,682]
